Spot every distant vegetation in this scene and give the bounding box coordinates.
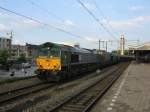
[111,50,130,55]
[17,53,26,63]
[0,50,27,70]
[0,50,10,70]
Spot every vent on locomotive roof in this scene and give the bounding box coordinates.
[74,43,80,48]
[42,42,57,47]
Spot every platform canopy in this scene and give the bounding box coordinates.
[129,42,150,51]
[129,42,150,62]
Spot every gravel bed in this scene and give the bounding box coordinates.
[23,66,117,112]
[0,77,43,94]
[36,70,116,111]
[0,65,118,112]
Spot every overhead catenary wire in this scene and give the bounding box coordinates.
[0,6,85,39]
[76,0,118,41]
[26,0,64,22]
[0,2,117,50]
[27,0,118,49]
[26,0,102,45]
[26,0,99,45]
[31,1,115,44]
[92,0,118,38]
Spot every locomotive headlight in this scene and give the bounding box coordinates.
[53,64,60,71]
[40,64,42,67]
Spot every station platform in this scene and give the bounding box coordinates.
[91,61,150,112]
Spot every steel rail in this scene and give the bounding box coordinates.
[0,82,55,104]
[49,62,129,112]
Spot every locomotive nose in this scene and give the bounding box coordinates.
[36,57,61,71]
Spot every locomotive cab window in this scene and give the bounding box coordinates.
[48,48,60,57]
[38,49,48,57]
[38,47,60,58]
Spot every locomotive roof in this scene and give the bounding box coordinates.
[40,42,92,53]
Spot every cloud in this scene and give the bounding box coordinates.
[129,5,144,11]
[134,16,150,22]
[13,39,26,45]
[84,36,112,43]
[109,16,150,30]
[51,19,76,30]
[84,36,98,42]
[0,11,76,33]
[0,13,42,31]
[63,20,76,27]
[109,21,137,30]
[0,24,9,32]
[13,19,41,28]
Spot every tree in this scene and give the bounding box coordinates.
[0,50,10,70]
[111,50,129,55]
[124,50,129,55]
[111,50,120,55]
[0,50,10,64]
[17,53,26,63]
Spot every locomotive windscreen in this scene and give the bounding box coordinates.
[49,48,60,57]
[38,49,48,56]
[38,47,60,58]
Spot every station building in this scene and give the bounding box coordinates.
[129,42,150,62]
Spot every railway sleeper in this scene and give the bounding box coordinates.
[61,106,84,112]
[65,104,85,109]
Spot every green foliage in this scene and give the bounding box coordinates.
[111,50,129,55]
[17,53,26,63]
[0,50,10,65]
[111,50,120,55]
[124,50,129,55]
[0,50,10,70]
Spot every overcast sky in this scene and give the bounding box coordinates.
[0,0,150,50]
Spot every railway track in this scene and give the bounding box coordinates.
[0,64,117,108]
[49,62,129,112]
[0,82,55,105]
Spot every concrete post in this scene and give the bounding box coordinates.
[120,35,125,55]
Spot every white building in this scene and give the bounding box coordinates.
[0,37,12,50]
[11,45,28,59]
